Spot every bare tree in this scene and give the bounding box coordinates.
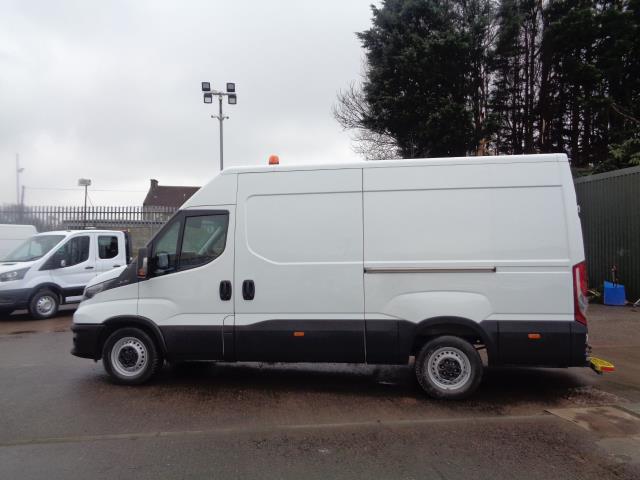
[333,83,400,161]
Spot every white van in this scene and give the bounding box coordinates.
[0,230,130,319]
[0,224,37,259]
[72,154,591,398]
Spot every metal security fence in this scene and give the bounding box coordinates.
[0,205,177,251]
[575,166,640,302]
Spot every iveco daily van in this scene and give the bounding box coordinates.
[0,230,130,318]
[72,154,592,398]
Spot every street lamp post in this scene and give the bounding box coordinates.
[202,82,237,171]
[78,178,91,229]
[16,153,24,205]
[16,153,25,221]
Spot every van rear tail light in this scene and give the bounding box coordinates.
[573,261,588,325]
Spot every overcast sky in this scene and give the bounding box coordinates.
[0,0,374,206]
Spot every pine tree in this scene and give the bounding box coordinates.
[335,0,640,172]
[487,0,543,155]
[355,0,476,157]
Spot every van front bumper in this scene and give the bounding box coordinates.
[71,324,104,360]
[0,288,31,311]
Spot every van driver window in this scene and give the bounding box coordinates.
[179,215,228,270]
[55,236,90,267]
[153,219,181,274]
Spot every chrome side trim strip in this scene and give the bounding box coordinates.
[364,267,497,274]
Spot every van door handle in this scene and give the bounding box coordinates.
[85,266,94,270]
[242,280,255,301]
[219,280,232,301]
[113,264,121,268]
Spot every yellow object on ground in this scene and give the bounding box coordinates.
[588,356,616,374]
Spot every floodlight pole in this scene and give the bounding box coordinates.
[16,153,24,206]
[83,184,88,229]
[212,95,229,171]
[202,82,236,171]
[78,178,91,229]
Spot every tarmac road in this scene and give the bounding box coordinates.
[1,305,639,479]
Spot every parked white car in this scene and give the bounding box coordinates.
[0,230,130,318]
[73,154,589,399]
[0,224,37,259]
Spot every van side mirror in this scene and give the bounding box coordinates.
[157,252,169,270]
[137,247,148,279]
[46,252,64,270]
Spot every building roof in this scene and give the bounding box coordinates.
[143,179,200,208]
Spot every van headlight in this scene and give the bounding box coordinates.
[82,280,114,300]
[0,268,30,282]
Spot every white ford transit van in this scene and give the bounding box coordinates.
[72,154,591,398]
[0,230,130,319]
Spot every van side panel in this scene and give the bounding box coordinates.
[181,173,236,208]
[234,169,365,363]
[363,159,576,365]
[558,154,586,266]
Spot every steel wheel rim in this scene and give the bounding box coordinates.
[426,347,471,391]
[36,295,56,316]
[111,337,148,377]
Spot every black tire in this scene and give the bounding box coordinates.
[28,289,60,319]
[0,308,14,318]
[415,335,483,400]
[102,327,162,385]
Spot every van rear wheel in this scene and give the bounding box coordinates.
[29,289,59,319]
[415,336,483,400]
[102,327,161,385]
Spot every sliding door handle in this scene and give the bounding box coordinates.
[242,280,255,300]
[219,280,232,301]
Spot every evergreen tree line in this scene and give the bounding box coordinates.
[335,0,640,172]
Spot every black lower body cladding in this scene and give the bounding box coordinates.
[234,320,366,363]
[0,288,31,311]
[395,318,586,368]
[160,325,224,361]
[70,317,588,368]
[71,323,104,360]
[497,320,588,367]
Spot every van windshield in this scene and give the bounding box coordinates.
[2,235,65,262]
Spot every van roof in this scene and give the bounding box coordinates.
[220,153,565,176]
[35,230,123,236]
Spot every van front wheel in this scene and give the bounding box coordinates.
[102,328,161,385]
[29,289,59,319]
[415,336,483,400]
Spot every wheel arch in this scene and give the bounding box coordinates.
[406,316,498,365]
[28,283,63,304]
[100,315,168,358]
